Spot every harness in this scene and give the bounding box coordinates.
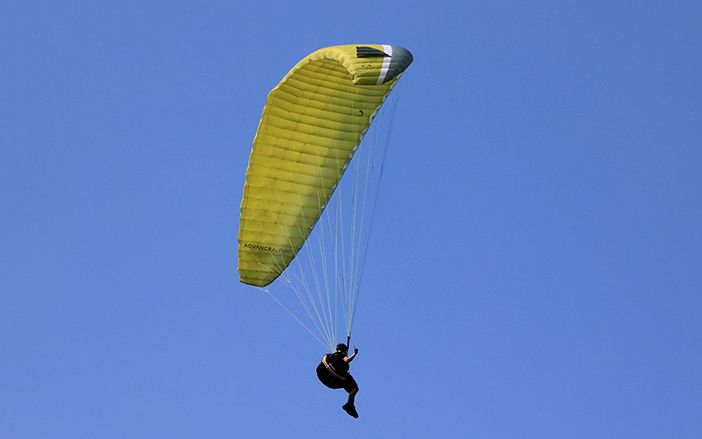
[321,354,347,381]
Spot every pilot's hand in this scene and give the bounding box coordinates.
[354,347,359,354]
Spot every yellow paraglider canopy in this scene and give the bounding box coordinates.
[238,44,413,287]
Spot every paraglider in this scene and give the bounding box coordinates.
[238,44,412,416]
[316,343,360,417]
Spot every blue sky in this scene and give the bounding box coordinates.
[2,0,701,437]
